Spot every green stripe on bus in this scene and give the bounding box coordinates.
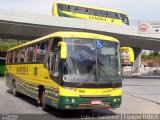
[58,9,73,17]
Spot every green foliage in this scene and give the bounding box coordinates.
[0,39,24,51]
[142,51,160,60]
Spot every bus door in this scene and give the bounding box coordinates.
[47,38,62,85]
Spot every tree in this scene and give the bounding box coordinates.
[0,39,26,51]
[142,51,160,60]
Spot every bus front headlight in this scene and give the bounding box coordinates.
[71,99,75,103]
[113,98,117,102]
[66,98,69,102]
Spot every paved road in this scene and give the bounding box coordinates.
[0,77,160,120]
[123,77,160,105]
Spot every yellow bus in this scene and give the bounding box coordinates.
[53,2,129,25]
[6,32,122,111]
[120,47,134,66]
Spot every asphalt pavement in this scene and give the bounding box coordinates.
[0,77,160,120]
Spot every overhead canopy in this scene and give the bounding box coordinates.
[0,9,160,51]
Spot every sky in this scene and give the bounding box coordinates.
[0,0,160,22]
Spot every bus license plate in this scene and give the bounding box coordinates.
[91,100,102,105]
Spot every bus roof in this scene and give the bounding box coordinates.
[120,47,133,51]
[7,32,119,51]
[54,2,128,15]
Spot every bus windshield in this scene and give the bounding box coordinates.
[63,38,121,83]
[119,14,129,25]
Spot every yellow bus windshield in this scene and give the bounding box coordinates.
[62,38,121,83]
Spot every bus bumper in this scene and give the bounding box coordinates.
[58,96,121,109]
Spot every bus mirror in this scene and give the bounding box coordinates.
[58,42,67,59]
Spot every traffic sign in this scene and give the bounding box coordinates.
[139,24,148,33]
[138,21,160,34]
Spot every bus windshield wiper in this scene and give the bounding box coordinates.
[75,64,96,89]
[99,64,112,82]
[75,57,113,89]
[97,57,112,82]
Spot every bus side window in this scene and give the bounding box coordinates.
[26,47,29,62]
[75,6,78,12]
[28,44,36,62]
[67,5,70,11]
[37,40,49,62]
[20,48,26,63]
[101,11,106,17]
[70,6,76,12]
[53,51,60,77]
[7,52,10,64]
[88,9,96,15]
[77,7,85,14]
[9,52,13,63]
[105,11,109,17]
[58,4,63,10]
[108,12,112,18]
[24,47,28,62]
[109,12,119,19]
[18,49,23,63]
[91,9,96,15]
[16,49,21,63]
[86,8,89,14]
[12,51,15,63]
[36,44,40,62]
[15,50,18,63]
[58,4,68,11]
[97,10,103,16]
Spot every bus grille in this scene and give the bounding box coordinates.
[77,102,111,109]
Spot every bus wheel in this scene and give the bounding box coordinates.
[13,81,18,97]
[42,91,50,111]
[37,89,43,105]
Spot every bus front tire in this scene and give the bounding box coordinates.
[13,81,18,97]
[42,91,50,111]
